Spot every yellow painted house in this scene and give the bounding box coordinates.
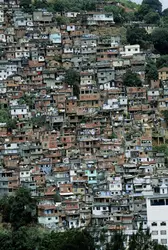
[158,67,168,81]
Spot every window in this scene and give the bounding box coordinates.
[96,207,100,210]
[151,222,157,226]
[103,207,106,210]
[48,218,51,220]
[152,231,158,235]
[161,239,167,244]
[161,230,167,235]
[161,222,166,226]
[151,199,165,206]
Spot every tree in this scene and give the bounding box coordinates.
[0,229,12,250]
[136,4,152,21]
[123,70,142,87]
[64,69,80,85]
[0,108,17,130]
[55,16,69,26]
[162,8,168,16]
[19,94,35,110]
[39,229,95,250]
[0,226,42,250]
[156,55,168,68]
[0,187,37,230]
[153,144,168,156]
[52,0,96,12]
[142,0,162,14]
[53,191,62,202]
[128,226,152,250]
[151,28,168,54]
[106,230,126,250]
[128,225,168,250]
[33,0,49,10]
[32,115,47,129]
[20,0,33,13]
[126,26,151,49]
[11,226,41,250]
[144,11,160,24]
[162,110,168,125]
[145,60,158,83]
[64,69,80,98]
[104,5,125,24]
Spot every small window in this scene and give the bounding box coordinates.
[152,231,158,235]
[161,230,167,235]
[161,222,166,226]
[161,239,167,244]
[152,222,157,226]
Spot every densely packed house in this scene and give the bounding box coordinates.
[0,0,168,246]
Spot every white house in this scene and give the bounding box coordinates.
[120,45,140,57]
[67,25,75,32]
[92,203,110,217]
[87,13,114,25]
[4,142,19,154]
[108,176,122,195]
[10,104,30,119]
[146,188,168,246]
[20,167,31,182]
[0,63,17,80]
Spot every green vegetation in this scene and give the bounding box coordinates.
[20,0,34,13]
[0,189,167,250]
[106,230,126,250]
[144,11,160,24]
[153,144,168,156]
[123,70,142,87]
[156,55,168,68]
[162,110,168,125]
[136,0,162,20]
[141,0,162,14]
[19,94,35,109]
[0,108,17,130]
[126,26,151,49]
[128,225,167,250]
[0,188,95,250]
[21,0,97,13]
[0,187,37,230]
[104,5,125,24]
[39,229,95,250]
[145,60,158,83]
[117,0,139,9]
[64,69,80,98]
[32,115,47,128]
[151,28,168,54]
